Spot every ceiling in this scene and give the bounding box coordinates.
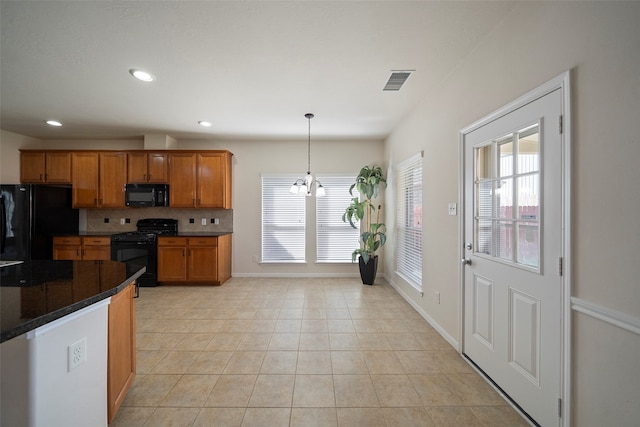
[0,1,515,142]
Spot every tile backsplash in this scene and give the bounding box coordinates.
[85,208,233,233]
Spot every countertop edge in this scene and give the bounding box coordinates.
[0,266,145,344]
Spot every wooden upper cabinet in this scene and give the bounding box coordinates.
[127,152,168,183]
[197,152,232,209]
[168,153,197,207]
[22,149,231,209]
[21,151,71,184]
[100,152,127,208]
[168,151,232,209]
[71,152,126,208]
[71,152,100,208]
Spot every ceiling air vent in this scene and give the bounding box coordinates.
[383,70,413,91]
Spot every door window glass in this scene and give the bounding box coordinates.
[474,123,541,269]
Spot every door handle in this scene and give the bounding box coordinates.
[461,258,472,266]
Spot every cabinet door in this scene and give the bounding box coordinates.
[72,152,100,208]
[127,152,148,183]
[20,152,46,183]
[147,153,168,183]
[157,246,187,281]
[196,153,225,208]
[82,246,110,260]
[188,245,218,282]
[99,152,127,208]
[53,237,82,260]
[53,245,82,260]
[169,153,197,207]
[81,237,111,260]
[44,152,72,183]
[107,282,136,423]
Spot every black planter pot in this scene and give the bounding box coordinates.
[358,255,378,285]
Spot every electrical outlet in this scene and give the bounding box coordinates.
[125,218,131,224]
[189,218,195,224]
[68,337,87,371]
[435,291,441,304]
[211,218,220,225]
[201,218,207,225]
[104,218,109,224]
[120,218,125,225]
[448,203,457,216]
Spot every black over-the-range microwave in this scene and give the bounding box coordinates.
[125,184,169,207]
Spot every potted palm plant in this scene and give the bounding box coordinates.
[342,165,387,285]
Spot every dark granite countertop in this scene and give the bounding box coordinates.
[0,260,144,343]
[57,231,233,237]
[173,232,232,237]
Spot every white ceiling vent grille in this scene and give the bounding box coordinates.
[383,71,413,91]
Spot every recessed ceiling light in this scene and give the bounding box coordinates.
[45,120,62,127]
[198,121,212,127]
[129,68,155,82]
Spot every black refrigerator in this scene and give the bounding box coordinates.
[1,185,79,261]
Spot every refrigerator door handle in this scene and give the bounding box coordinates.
[1,197,6,253]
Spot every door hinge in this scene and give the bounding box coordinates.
[558,397,563,417]
[558,257,563,276]
[559,115,563,134]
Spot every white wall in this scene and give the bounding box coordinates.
[177,138,386,277]
[383,2,640,425]
[0,130,41,183]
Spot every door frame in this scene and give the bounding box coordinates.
[458,71,572,426]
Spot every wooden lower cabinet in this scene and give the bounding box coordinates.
[157,240,188,281]
[157,235,231,284]
[107,282,136,423]
[53,236,110,260]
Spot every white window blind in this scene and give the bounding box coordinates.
[261,175,306,262]
[396,152,423,289]
[316,175,360,263]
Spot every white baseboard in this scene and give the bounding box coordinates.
[231,272,360,278]
[384,273,460,351]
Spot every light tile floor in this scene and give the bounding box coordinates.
[111,277,529,426]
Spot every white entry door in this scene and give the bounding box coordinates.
[462,87,565,426]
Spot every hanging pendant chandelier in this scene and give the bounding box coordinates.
[290,113,325,197]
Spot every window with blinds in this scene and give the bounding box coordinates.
[261,175,306,262]
[396,152,423,290]
[316,175,360,263]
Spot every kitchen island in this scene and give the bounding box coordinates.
[0,260,143,426]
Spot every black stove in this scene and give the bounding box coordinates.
[110,218,178,287]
